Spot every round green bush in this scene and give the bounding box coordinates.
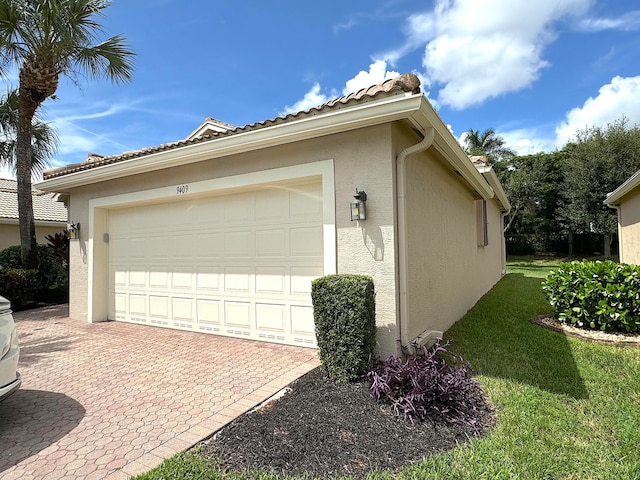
[542,260,640,333]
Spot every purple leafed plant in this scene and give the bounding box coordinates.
[368,339,487,432]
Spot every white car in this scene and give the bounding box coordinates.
[0,295,20,401]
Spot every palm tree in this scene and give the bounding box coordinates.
[0,0,135,268]
[0,89,58,177]
[464,128,516,163]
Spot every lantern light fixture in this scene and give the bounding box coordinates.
[67,222,80,240]
[350,189,367,221]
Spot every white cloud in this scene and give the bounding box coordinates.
[578,10,640,31]
[500,129,555,155]
[280,83,330,115]
[343,60,400,95]
[281,61,402,117]
[555,76,640,147]
[387,0,593,109]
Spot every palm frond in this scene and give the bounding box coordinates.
[73,34,134,83]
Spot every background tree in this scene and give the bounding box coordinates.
[0,89,58,177]
[559,117,640,259]
[463,127,516,163]
[0,0,134,267]
[494,151,566,253]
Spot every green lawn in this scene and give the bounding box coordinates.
[135,257,640,480]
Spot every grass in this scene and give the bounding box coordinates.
[134,257,640,480]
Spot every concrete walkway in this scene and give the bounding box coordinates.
[0,305,319,479]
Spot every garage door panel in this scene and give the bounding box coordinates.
[196,268,222,292]
[254,189,287,221]
[224,230,254,257]
[290,226,323,257]
[225,301,252,329]
[196,299,221,327]
[172,297,194,324]
[255,229,287,257]
[149,296,169,321]
[224,267,252,292]
[114,293,127,319]
[129,295,148,322]
[256,304,286,332]
[290,183,322,219]
[256,267,285,293]
[291,266,323,294]
[109,180,323,347]
[171,270,193,290]
[224,195,253,223]
[196,232,223,257]
[149,270,169,289]
[129,270,147,288]
[113,268,127,287]
[291,306,316,345]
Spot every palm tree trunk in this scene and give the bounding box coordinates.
[16,85,40,269]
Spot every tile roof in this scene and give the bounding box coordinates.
[0,179,68,222]
[43,73,422,180]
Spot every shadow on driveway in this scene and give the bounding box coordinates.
[0,389,85,473]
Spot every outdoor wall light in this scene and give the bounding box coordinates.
[350,189,367,221]
[67,222,80,240]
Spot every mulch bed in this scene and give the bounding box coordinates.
[199,366,494,479]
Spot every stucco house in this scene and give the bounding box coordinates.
[605,169,640,265]
[0,178,68,250]
[36,74,510,358]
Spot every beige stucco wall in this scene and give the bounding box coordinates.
[65,124,401,356]
[0,222,67,251]
[617,188,640,265]
[399,127,504,341]
[63,120,506,358]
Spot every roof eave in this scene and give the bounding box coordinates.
[408,97,495,200]
[36,93,424,192]
[605,168,640,206]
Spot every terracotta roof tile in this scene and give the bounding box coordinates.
[43,73,422,180]
[0,179,67,222]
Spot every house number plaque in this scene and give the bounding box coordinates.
[176,184,189,195]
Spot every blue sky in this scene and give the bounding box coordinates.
[3,0,640,180]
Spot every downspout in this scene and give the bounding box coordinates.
[501,212,507,276]
[395,127,435,355]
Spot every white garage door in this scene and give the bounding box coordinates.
[108,179,323,347]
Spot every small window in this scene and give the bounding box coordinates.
[476,199,488,247]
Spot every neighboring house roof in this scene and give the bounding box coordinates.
[0,178,67,223]
[605,168,640,206]
[469,156,511,212]
[37,73,506,210]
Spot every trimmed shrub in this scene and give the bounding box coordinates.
[0,243,68,306]
[311,274,376,383]
[542,260,640,333]
[368,340,486,430]
[0,268,42,309]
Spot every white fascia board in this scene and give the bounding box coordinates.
[36,94,424,192]
[480,166,511,213]
[604,168,640,205]
[408,97,495,200]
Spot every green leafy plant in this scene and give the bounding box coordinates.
[311,274,376,382]
[368,339,487,431]
[0,268,41,308]
[542,260,640,332]
[0,243,68,306]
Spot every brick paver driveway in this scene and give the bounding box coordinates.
[0,304,320,479]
